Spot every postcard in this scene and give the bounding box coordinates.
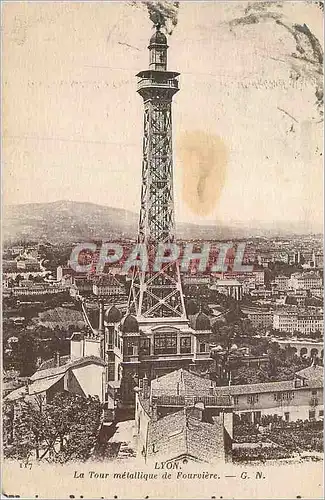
[2,1,324,498]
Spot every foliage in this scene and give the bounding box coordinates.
[4,393,103,463]
[232,366,270,385]
[4,398,49,461]
[233,446,294,462]
[4,323,71,374]
[233,417,323,461]
[38,244,72,271]
[12,331,40,377]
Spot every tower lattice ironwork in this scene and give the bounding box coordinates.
[128,25,186,320]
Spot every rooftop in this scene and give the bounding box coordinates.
[215,372,323,396]
[147,409,225,463]
[151,368,214,398]
[30,355,106,382]
[295,364,323,384]
[37,354,70,372]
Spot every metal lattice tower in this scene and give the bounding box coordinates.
[128,25,187,320]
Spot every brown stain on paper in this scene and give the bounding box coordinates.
[179,131,228,216]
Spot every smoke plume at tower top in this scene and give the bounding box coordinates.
[132,1,180,35]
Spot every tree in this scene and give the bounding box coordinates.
[4,393,103,463]
[241,318,254,336]
[4,397,50,461]
[232,366,269,385]
[225,301,245,324]
[186,299,198,315]
[12,331,40,376]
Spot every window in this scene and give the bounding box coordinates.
[311,389,317,396]
[107,329,113,348]
[253,411,261,424]
[124,340,134,356]
[274,392,294,402]
[180,337,191,354]
[319,410,324,417]
[247,394,259,405]
[284,412,290,422]
[139,338,150,356]
[199,342,206,353]
[283,391,294,400]
[309,410,316,420]
[233,396,239,405]
[154,332,177,355]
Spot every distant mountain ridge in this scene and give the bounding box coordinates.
[2,200,322,244]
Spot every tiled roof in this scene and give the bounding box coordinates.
[30,355,106,381]
[151,367,323,402]
[151,369,214,397]
[38,307,84,324]
[295,364,323,383]
[216,376,323,396]
[139,395,151,415]
[37,355,70,372]
[28,373,65,395]
[4,386,27,401]
[216,381,295,396]
[147,410,224,463]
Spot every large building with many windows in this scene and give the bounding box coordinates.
[290,271,322,291]
[273,308,323,335]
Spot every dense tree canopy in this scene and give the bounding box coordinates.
[4,393,102,463]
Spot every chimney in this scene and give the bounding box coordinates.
[188,402,204,421]
[151,401,158,422]
[294,377,302,388]
[25,378,30,395]
[98,300,104,335]
[70,332,84,361]
[54,351,60,368]
[143,374,149,399]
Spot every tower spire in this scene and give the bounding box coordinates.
[128,30,186,319]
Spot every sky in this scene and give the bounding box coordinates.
[3,1,324,231]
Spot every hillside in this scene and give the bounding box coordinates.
[3,200,321,244]
[3,201,138,243]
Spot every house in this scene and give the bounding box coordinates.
[146,408,230,464]
[272,275,291,292]
[5,354,108,405]
[135,369,233,464]
[215,364,324,424]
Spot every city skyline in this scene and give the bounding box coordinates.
[3,1,323,231]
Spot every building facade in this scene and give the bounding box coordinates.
[290,271,323,291]
[217,364,324,423]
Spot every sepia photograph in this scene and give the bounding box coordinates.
[1,0,324,498]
